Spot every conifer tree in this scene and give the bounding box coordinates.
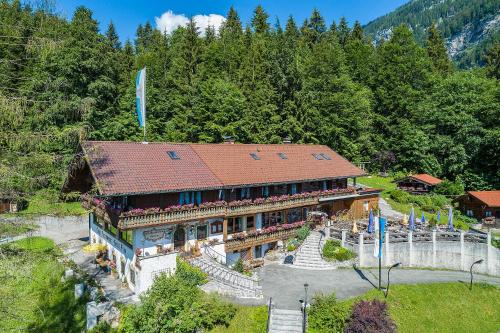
[426,23,453,75]
[105,21,121,50]
[251,5,270,34]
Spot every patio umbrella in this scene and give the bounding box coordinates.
[421,212,426,225]
[409,207,415,231]
[447,207,454,231]
[436,210,441,225]
[368,209,374,233]
[402,213,408,226]
[352,220,358,233]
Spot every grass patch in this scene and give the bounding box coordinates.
[210,305,268,333]
[0,219,37,237]
[358,175,397,195]
[0,237,87,332]
[342,282,500,333]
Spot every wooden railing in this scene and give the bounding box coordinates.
[118,206,227,229]
[84,187,379,230]
[225,228,300,252]
[227,196,319,216]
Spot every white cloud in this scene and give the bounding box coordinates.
[155,10,226,36]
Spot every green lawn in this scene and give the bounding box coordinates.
[0,237,87,332]
[358,175,397,195]
[2,191,86,217]
[345,282,500,333]
[0,219,37,237]
[210,305,268,333]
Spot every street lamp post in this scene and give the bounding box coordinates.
[303,283,309,333]
[384,262,401,298]
[469,259,484,290]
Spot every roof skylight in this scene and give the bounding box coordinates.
[312,153,324,160]
[167,151,180,160]
[250,153,261,160]
[320,153,332,160]
[278,152,288,160]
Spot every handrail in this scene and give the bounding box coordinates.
[203,243,237,267]
[266,297,272,333]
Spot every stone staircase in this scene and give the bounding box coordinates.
[293,231,334,270]
[189,255,263,298]
[268,308,303,333]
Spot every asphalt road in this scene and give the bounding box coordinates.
[259,263,500,310]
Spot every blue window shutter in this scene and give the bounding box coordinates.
[291,184,297,194]
[179,192,184,205]
[322,181,327,190]
[196,191,201,205]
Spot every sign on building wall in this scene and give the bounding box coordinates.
[143,227,171,242]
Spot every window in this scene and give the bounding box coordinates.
[167,151,180,159]
[218,190,225,201]
[263,211,284,228]
[197,225,208,240]
[240,187,251,199]
[485,211,492,217]
[290,184,297,195]
[247,216,255,230]
[250,153,261,160]
[278,152,287,160]
[466,209,473,217]
[180,191,201,205]
[210,221,224,235]
[312,153,324,160]
[129,269,135,285]
[262,186,270,197]
[119,229,133,246]
[227,217,244,234]
[322,181,327,191]
[363,201,369,212]
[320,153,332,160]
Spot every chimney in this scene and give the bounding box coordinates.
[283,137,292,144]
[222,135,235,144]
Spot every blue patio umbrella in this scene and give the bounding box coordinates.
[421,212,426,225]
[368,209,374,233]
[409,207,415,231]
[447,207,454,231]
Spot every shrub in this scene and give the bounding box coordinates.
[175,257,207,286]
[287,243,296,251]
[322,239,341,260]
[333,247,355,262]
[120,274,235,333]
[308,293,351,333]
[296,224,311,242]
[389,189,411,204]
[345,300,396,333]
[233,258,244,273]
[433,179,464,196]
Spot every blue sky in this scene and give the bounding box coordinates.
[55,0,408,41]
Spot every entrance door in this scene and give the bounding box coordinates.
[174,227,186,250]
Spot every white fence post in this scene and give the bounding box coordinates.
[341,229,347,248]
[432,230,437,268]
[487,232,494,275]
[460,231,465,271]
[408,231,413,267]
[358,232,364,267]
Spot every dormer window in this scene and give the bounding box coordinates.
[278,153,288,160]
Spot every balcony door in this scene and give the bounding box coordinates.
[174,227,186,250]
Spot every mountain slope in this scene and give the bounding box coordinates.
[364,0,500,68]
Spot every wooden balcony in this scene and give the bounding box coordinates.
[227,196,319,217]
[225,227,300,252]
[83,187,375,230]
[118,206,227,229]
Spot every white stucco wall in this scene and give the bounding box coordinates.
[135,252,178,294]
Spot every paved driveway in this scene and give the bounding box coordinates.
[259,264,500,310]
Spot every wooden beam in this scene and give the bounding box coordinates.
[223,218,228,241]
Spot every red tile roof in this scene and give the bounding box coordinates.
[409,174,442,186]
[468,191,500,207]
[82,141,365,195]
[82,141,223,196]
